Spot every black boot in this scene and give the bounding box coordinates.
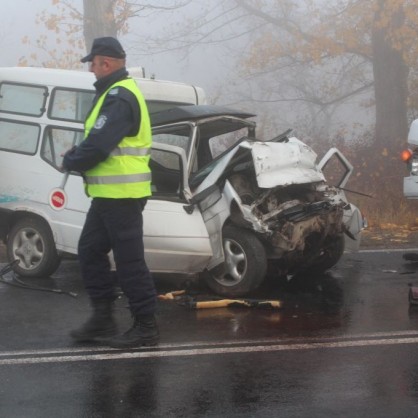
[70,299,117,342]
[107,314,159,348]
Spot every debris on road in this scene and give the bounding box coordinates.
[0,261,78,298]
[158,289,282,310]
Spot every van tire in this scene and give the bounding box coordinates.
[7,217,61,278]
[205,226,267,297]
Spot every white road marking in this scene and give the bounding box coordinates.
[2,330,418,366]
[2,329,418,358]
[359,248,418,253]
[1,249,417,366]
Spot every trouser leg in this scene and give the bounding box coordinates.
[77,200,116,301]
[103,198,159,348]
[76,198,158,347]
[71,201,117,341]
[95,198,157,316]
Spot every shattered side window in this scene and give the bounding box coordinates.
[152,124,192,158]
[196,126,249,171]
[208,127,249,158]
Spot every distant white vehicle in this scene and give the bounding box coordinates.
[0,67,364,296]
[403,119,418,198]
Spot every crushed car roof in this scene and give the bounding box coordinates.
[150,105,256,126]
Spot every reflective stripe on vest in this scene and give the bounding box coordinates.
[109,147,151,157]
[87,172,152,185]
[83,78,152,199]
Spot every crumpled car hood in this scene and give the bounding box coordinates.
[250,138,325,188]
[194,138,325,193]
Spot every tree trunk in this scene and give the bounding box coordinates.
[372,1,409,151]
[83,0,118,52]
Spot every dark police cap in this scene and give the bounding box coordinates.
[81,37,126,63]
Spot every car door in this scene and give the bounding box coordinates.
[144,142,213,274]
[318,147,364,251]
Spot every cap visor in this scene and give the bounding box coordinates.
[80,53,93,63]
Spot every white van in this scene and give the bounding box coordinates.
[0,66,205,276]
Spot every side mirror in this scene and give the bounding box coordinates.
[183,184,222,214]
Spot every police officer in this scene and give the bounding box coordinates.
[63,37,158,348]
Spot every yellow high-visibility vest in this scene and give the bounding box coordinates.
[84,78,152,198]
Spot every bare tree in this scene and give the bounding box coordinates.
[83,0,117,50]
[141,0,416,150]
[371,1,409,148]
[21,0,192,67]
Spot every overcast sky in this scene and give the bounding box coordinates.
[0,0,223,93]
[0,0,49,67]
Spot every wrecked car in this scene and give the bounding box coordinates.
[148,105,363,295]
[0,97,363,296]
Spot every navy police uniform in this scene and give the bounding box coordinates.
[63,68,157,317]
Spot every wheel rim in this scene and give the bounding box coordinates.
[12,227,45,270]
[215,238,248,287]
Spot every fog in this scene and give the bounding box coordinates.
[1,0,415,227]
[0,1,223,88]
[0,0,373,141]
[0,1,48,66]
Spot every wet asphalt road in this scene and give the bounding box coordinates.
[2,249,418,417]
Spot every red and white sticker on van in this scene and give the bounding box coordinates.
[49,188,67,211]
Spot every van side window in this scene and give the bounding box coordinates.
[0,82,47,116]
[0,119,40,155]
[49,88,95,123]
[41,126,84,170]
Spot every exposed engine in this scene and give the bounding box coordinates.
[228,173,345,258]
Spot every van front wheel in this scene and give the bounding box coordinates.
[7,217,61,277]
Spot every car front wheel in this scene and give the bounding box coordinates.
[205,225,267,297]
[310,233,345,273]
[7,217,61,277]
